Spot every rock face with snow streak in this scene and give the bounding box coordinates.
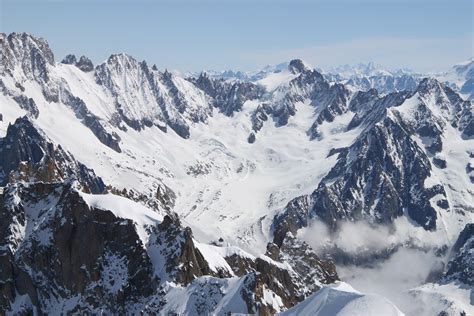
[272,78,471,242]
[246,59,352,141]
[1,32,473,314]
[0,116,105,193]
[0,181,338,314]
[61,54,94,72]
[442,223,474,286]
[1,33,122,152]
[0,182,157,314]
[95,54,213,138]
[190,72,265,116]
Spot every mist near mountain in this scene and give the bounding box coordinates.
[0,32,472,315]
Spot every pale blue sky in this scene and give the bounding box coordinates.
[1,0,472,72]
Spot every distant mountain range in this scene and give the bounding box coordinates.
[197,59,474,100]
[0,32,472,315]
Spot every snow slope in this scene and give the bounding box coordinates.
[1,32,473,314]
[281,282,404,316]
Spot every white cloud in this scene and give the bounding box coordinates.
[298,217,457,314]
[298,216,449,255]
[243,35,473,73]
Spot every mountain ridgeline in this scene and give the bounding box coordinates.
[0,32,473,315]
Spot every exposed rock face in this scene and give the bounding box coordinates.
[2,33,122,152]
[308,83,351,139]
[191,72,264,116]
[0,183,158,314]
[0,116,105,193]
[272,196,312,246]
[94,54,213,138]
[220,234,338,314]
[243,235,339,313]
[409,78,474,146]
[278,235,338,296]
[272,79,466,241]
[61,54,77,65]
[61,54,94,72]
[442,223,474,286]
[0,79,39,119]
[246,60,354,139]
[76,55,94,72]
[288,59,311,74]
[0,181,339,314]
[12,95,39,118]
[272,66,328,127]
[107,184,176,213]
[148,214,227,285]
[58,86,122,152]
[2,32,54,83]
[251,103,272,133]
[346,90,412,131]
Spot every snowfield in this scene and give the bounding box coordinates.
[1,32,473,314]
[281,282,405,316]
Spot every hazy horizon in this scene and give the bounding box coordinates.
[1,0,472,73]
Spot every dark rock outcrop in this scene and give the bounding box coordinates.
[0,182,158,314]
[288,59,310,74]
[61,54,94,72]
[148,214,230,285]
[94,54,213,138]
[2,33,121,153]
[61,54,77,65]
[76,55,94,72]
[58,86,122,152]
[191,72,264,116]
[222,234,338,313]
[442,223,474,285]
[273,114,440,240]
[0,116,105,193]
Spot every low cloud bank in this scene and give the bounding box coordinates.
[298,217,455,314]
[298,216,449,255]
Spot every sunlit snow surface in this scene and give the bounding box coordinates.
[0,64,364,254]
[79,191,163,244]
[280,282,404,316]
[1,57,473,314]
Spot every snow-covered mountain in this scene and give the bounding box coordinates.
[209,60,474,102]
[437,58,474,100]
[0,32,473,315]
[321,62,421,96]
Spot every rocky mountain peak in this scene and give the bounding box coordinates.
[1,31,473,315]
[61,54,94,72]
[106,53,137,69]
[76,55,94,72]
[416,77,444,95]
[61,54,77,65]
[0,116,105,193]
[288,59,311,74]
[2,32,54,82]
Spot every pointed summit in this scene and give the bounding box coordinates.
[61,54,77,65]
[76,55,94,72]
[288,59,311,74]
